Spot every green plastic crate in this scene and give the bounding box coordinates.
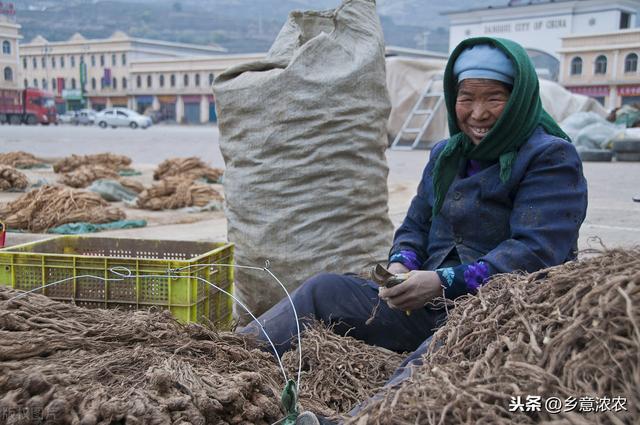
[0,236,234,328]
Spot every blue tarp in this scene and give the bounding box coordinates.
[48,220,147,234]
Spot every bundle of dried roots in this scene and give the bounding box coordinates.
[0,286,404,425]
[0,185,125,232]
[153,157,223,182]
[0,151,45,169]
[349,249,640,425]
[0,287,285,425]
[0,165,29,191]
[117,177,145,194]
[59,165,119,188]
[53,153,132,173]
[283,324,403,420]
[136,176,222,210]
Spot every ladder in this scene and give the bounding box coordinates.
[391,74,444,150]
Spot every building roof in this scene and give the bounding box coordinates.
[21,31,226,54]
[561,27,640,39]
[443,0,565,15]
[131,53,267,65]
[385,46,448,59]
[443,0,639,16]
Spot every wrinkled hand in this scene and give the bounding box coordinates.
[387,262,410,275]
[378,270,442,311]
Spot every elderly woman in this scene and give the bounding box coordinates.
[241,37,588,424]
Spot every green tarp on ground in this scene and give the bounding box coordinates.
[48,220,147,234]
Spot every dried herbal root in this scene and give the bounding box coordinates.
[0,287,285,424]
[117,177,145,194]
[348,249,640,425]
[153,157,223,182]
[59,165,120,188]
[136,176,222,210]
[53,154,132,173]
[0,165,29,191]
[0,151,45,169]
[0,185,125,232]
[283,323,403,420]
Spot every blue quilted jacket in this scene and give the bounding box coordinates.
[391,126,588,274]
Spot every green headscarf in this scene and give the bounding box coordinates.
[431,37,570,216]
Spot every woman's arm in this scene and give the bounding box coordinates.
[388,143,446,270]
[437,140,588,299]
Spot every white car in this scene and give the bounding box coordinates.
[74,109,96,126]
[57,111,76,124]
[96,108,152,129]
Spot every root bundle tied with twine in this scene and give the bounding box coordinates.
[59,165,145,193]
[118,177,145,194]
[0,165,29,192]
[136,176,222,210]
[53,153,132,173]
[153,157,223,183]
[0,185,125,232]
[0,151,45,169]
[348,249,640,425]
[59,165,119,188]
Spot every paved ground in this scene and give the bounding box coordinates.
[0,123,226,166]
[1,124,639,251]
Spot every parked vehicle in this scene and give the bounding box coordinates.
[95,107,152,129]
[73,109,96,126]
[0,88,57,125]
[57,111,77,124]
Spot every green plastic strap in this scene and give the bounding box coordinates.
[118,169,142,176]
[281,379,298,425]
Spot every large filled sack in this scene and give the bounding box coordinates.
[214,0,394,322]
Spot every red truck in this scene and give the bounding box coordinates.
[0,87,57,125]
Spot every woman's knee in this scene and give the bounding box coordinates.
[304,272,344,289]
[296,272,360,306]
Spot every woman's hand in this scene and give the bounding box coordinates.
[378,270,443,311]
[387,262,410,275]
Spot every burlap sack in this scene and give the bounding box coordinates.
[214,0,393,322]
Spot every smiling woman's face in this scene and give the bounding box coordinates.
[455,79,511,146]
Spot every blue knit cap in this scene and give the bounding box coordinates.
[453,44,515,85]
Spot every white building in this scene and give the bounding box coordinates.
[445,0,640,80]
[18,31,265,123]
[0,15,20,93]
[558,28,640,108]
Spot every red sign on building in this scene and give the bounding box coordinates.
[0,2,16,16]
[617,85,640,97]
[57,78,65,96]
[566,85,609,97]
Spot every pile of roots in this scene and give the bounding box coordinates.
[0,151,45,169]
[349,249,640,425]
[58,165,119,188]
[0,288,285,425]
[0,288,401,424]
[0,165,29,191]
[118,177,145,194]
[53,153,132,173]
[136,176,222,210]
[0,185,125,232]
[58,165,145,193]
[283,324,403,420]
[154,157,223,183]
